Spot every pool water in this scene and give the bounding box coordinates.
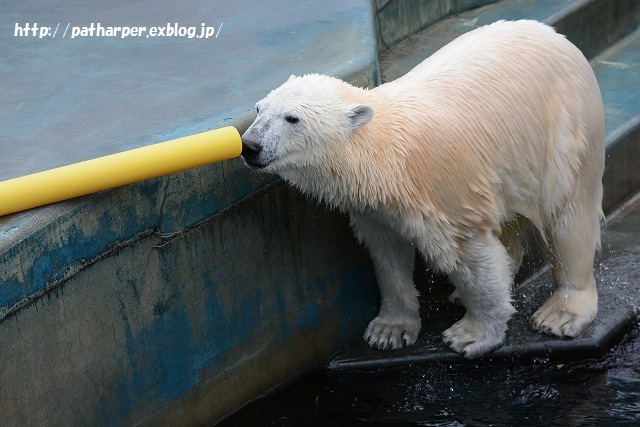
[220,320,640,426]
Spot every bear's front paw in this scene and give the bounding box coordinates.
[443,314,506,359]
[364,315,421,350]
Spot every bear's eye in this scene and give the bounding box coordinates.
[255,106,260,114]
[285,115,299,124]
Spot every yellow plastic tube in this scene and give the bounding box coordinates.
[0,126,242,217]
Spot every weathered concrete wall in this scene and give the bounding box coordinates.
[0,158,275,320]
[0,181,377,425]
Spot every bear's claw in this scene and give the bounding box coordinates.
[364,316,421,350]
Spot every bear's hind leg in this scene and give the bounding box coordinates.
[531,189,601,337]
[448,219,524,306]
[350,214,421,350]
[442,229,516,359]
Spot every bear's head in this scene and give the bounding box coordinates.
[241,74,373,173]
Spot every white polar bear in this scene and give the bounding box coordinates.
[241,20,605,359]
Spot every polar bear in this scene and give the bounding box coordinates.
[240,20,605,359]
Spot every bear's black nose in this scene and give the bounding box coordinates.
[241,136,265,169]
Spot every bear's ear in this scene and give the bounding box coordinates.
[287,74,296,81]
[346,105,373,130]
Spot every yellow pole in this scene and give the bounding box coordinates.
[0,126,242,217]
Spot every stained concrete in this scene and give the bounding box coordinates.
[0,182,378,425]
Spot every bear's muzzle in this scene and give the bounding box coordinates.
[240,135,267,169]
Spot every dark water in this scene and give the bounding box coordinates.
[220,320,640,426]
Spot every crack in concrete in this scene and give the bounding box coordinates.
[0,229,155,322]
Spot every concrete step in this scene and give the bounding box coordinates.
[374,0,499,52]
[332,1,640,370]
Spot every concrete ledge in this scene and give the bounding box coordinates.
[379,0,640,82]
[550,0,639,59]
[595,29,640,210]
[0,159,276,319]
[603,114,640,211]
